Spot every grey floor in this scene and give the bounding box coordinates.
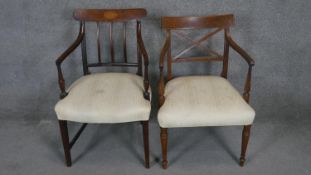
[1,113,310,175]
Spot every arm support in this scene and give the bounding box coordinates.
[56,22,84,99]
[158,35,171,107]
[225,31,255,66]
[137,21,150,100]
[225,30,255,103]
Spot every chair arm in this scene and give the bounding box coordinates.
[225,31,255,66]
[137,21,150,100]
[158,37,170,107]
[56,22,84,99]
[225,30,255,103]
[242,66,253,103]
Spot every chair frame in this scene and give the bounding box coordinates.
[55,8,150,168]
[158,14,255,169]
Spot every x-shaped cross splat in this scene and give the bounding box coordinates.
[172,28,223,60]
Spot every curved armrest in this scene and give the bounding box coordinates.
[56,22,84,99]
[158,36,170,107]
[225,30,255,103]
[225,31,255,66]
[137,21,150,100]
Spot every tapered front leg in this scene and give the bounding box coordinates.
[142,121,150,168]
[160,128,168,169]
[240,125,251,166]
[58,120,72,167]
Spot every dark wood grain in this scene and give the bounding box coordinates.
[160,128,168,169]
[56,9,149,99]
[162,14,234,29]
[87,62,138,67]
[58,120,71,167]
[69,123,87,149]
[137,20,150,100]
[109,23,115,62]
[158,33,170,107]
[173,56,223,63]
[56,22,84,99]
[56,8,150,167]
[81,24,89,75]
[240,125,252,166]
[225,30,255,66]
[174,30,222,58]
[96,22,102,63]
[158,14,255,169]
[142,121,150,168]
[123,22,128,62]
[136,22,143,76]
[221,28,230,78]
[74,8,147,22]
[58,121,88,167]
[172,27,223,59]
[243,66,253,103]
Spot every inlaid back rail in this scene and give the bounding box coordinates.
[56,8,150,100]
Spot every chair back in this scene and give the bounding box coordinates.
[73,9,147,75]
[160,14,234,79]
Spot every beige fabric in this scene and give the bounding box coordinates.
[55,73,151,123]
[158,76,255,128]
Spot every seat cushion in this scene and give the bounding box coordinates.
[158,76,255,128]
[55,73,151,123]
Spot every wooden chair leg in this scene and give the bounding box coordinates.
[58,120,72,167]
[240,125,251,167]
[160,128,168,169]
[142,121,150,168]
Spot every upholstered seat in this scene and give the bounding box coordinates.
[158,76,255,128]
[55,73,151,123]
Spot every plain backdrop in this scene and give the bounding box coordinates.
[0,0,310,174]
[1,0,310,122]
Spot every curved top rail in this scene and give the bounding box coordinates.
[162,14,234,29]
[74,8,147,22]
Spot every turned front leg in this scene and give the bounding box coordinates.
[240,125,251,166]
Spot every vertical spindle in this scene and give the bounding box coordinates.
[96,22,102,63]
[81,22,89,75]
[123,22,128,63]
[221,28,230,78]
[136,21,142,75]
[109,22,115,62]
[167,30,172,80]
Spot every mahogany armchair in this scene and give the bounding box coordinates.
[158,14,255,169]
[54,9,150,167]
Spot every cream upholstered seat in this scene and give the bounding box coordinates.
[158,76,255,128]
[55,73,151,123]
